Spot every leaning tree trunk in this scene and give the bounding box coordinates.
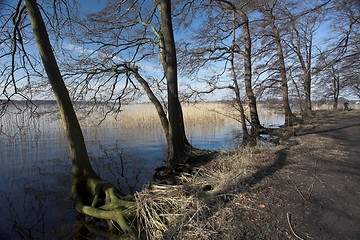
[24,0,136,237]
[157,0,192,164]
[130,68,170,143]
[295,47,313,116]
[218,1,262,136]
[292,26,313,117]
[231,53,249,139]
[24,0,95,181]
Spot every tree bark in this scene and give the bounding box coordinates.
[304,33,313,115]
[332,68,340,109]
[239,10,262,134]
[157,0,191,164]
[304,70,312,115]
[268,14,297,126]
[231,52,248,138]
[24,0,96,180]
[24,1,137,236]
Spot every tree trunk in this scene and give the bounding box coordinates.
[130,68,170,144]
[24,0,96,180]
[304,33,313,116]
[294,44,312,116]
[25,1,136,236]
[240,11,262,134]
[230,10,248,138]
[332,69,340,109]
[333,96,338,109]
[231,59,248,138]
[216,0,262,135]
[291,22,313,117]
[304,71,312,115]
[157,0,191,164]
[269,16,297,126]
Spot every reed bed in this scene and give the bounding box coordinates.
[114,102,284,130]
[117,103,238,129]
[135,146,273,239]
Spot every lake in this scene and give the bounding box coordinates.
[0,102,283,239]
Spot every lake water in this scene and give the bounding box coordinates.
[0,103,283,239]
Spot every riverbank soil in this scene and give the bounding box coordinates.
[226,109,360,239]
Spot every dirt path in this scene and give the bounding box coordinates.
[286,110,360,240]
[233,110,360,239]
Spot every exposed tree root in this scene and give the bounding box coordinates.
[71,176,138,239]
[154,147,218,185]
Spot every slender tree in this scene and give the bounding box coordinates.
[288,18,315,116]
[178,0,262,137]
[313,0,360,103]
[229,10,249,138]
[284,1,332,116]
[259,0,298,126]
[215,0,262,134]
[23,0,136,237]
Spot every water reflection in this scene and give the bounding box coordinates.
[0,102,283,238]
[0,162,74,239]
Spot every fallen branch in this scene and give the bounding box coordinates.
[287,212,306,240]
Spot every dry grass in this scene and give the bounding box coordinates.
[135,146,277,240]
[135,184,201,240]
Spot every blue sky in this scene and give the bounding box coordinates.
[0,0,357,102]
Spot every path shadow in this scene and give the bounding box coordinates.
[198,145,289,211]
[240,148,288,190]
[296,123,360,136]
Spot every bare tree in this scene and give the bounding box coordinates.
[316,65,342,109]
[156,0,193,163]
[286,10,316,115]
[314,0,359,103]
[283,1,332,116]
[258,0,298,126]
[5,0,137,237]
[178,0,263,137]
[315,48,359,109]
[64,0,195,164]
[215,0,262,135]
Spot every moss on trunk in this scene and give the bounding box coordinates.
[71,176,137,237]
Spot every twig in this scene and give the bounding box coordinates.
[293,183,307,201]
[287,212,306,240]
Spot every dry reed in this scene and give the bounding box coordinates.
[72,102,283,129]
[117,103,238,129]
[135,146,274,239]
[135,184,201,240]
